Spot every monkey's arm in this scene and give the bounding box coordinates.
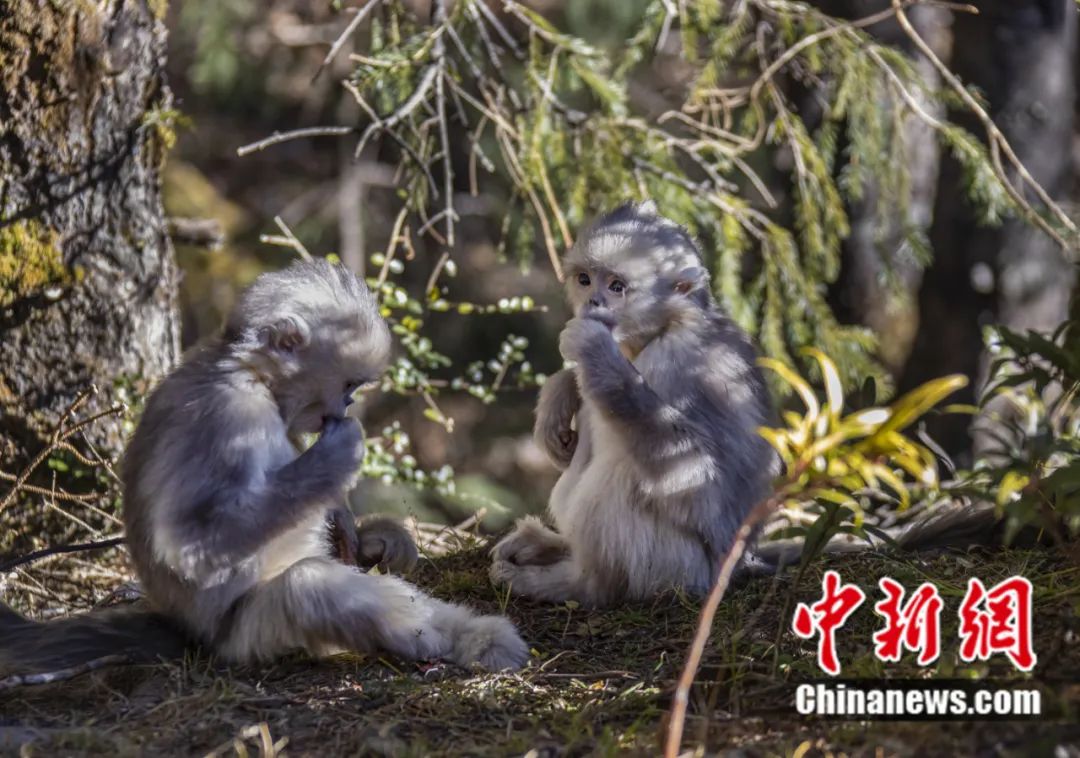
[185,418,364,564]
[534,368,581,470]
[560,318,687,448]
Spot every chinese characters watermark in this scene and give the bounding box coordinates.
[792,571,1036,676]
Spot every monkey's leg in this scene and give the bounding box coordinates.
[218,557,527,670]
[490,515,569,567]
[534,368,581,470]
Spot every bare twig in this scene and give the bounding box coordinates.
[260,216,312,261]
[0,536,124,573]
[237,125,355,157]
[376,205,410,286]
[313,0,382,82]
[475,0,524,60]
[889,0,1078,252]
[0,654,132,691]
[433,0,456,246]
[0,388,125,515]
[661,495,781,758]
[425,251,451,297]
[496,129,564,281]
[354,64,440,159]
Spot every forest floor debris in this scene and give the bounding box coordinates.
[2,541,1078,756]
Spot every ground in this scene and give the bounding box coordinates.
[1,538,1078,756]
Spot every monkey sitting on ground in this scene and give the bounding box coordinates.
[1,260,527,675]
[490,202,780,606]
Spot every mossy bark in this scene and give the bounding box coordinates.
[0,0,179,464]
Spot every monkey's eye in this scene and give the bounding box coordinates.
[577,272,591,287]
[609,279,626,295]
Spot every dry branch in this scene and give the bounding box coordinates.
[661,493,783,758]
[0,654,132,692]
[0,388,125,515]
[0,536,125,574]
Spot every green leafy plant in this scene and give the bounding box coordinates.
[956,321,1080,541]
[240,0,1077,398]
[758,348,968,565]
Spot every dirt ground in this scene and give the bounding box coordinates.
[2,540,1079,756]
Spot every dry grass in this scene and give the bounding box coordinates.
[2,539,1079,756]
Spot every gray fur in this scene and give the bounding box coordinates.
[492,202,780,606]
[0,602,188,677]
[356,516,420,572]
[116,258,526,670]
[533,368,581,469]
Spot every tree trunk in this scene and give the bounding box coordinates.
[0,0,179,467]
[901,0,1077,458]
[836,5,950,378]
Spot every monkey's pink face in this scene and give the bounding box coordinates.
[565,253,706,350]
[566,261,664,348]
[568,267,625,327]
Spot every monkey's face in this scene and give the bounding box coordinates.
[566,255,701,351]
[270,317,391,437]
[564,204,710,352]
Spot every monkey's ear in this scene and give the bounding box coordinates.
[637,199,658,216]
[261,315,310,353]
[673,266,708,296]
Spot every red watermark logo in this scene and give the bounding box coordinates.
[793,572,1036,676]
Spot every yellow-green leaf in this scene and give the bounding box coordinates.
[760,357,821,422]
[804,347,844,421]
[869,374,968,441]
[997,470,1030,507]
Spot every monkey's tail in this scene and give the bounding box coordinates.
[748,500,1007,572]
[0,601,189,679]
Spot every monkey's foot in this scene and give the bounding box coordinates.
[450,614,529,671]
[489,555,585,605]
[357,517,419,574]
[490,516,569,567]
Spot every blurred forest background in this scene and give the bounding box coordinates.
[2,0,1078,554]
[4,2,1080,753]
[160,0,1079,529]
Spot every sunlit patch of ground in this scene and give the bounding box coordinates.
[2,541,1078,756]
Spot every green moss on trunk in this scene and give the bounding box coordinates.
[0,220,69,306]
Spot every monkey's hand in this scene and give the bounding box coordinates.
[558,316,614,365]
[310,416,366,492]
[357,516,419,574]
[534,368,580,469]
[490,516,570,568]
[328,506,360,566]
